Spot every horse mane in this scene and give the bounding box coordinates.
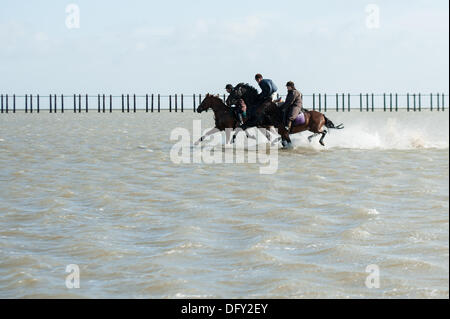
[205,94,227,106]
[236,83,259,97]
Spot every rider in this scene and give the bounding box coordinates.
[225,84,245,125]
[255,74,278,102]
[279,81,303,132]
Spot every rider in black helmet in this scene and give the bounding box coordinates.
[225,84,245,125]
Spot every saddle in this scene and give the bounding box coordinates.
[293,112,306,126]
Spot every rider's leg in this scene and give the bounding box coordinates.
[286,106,301,132]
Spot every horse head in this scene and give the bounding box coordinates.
[229,83,259,106]
[197,94,221,113]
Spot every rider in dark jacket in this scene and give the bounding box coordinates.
[225,84,245,125]
[255,74,278,101]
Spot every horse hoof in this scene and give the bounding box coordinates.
[320,141,325,146]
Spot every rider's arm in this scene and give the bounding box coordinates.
[226,95,233,107]
[281,91,294,109]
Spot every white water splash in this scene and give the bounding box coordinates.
[290,114,449,150]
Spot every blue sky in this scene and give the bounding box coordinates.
[0,0,448,94]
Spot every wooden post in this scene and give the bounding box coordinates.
[383,93,386,112]
[61,94,64,113]
[146,94,149,113]
[418,93,421,112]
[0,94,3,113]
[13,94,16,113]
[151,94,154,113]
[348,93,350,112]
[437,93,440,111]
[127,94,130,113]
[342,93,345,112]
[360,93,363,112]
[181,94,184,112]
[313,93,315,111]
[6,94,8,113]
[389,93,392,112]
[79,94,82,113]
[85,94,88,113]
[336,93,339,112]
[30,94,33,113]
[133,94,136,113]
[97,94,100,113]
[47,95,50,113]
[54,94,57,113]
[395,94,398,112]
[73,94,76,113]
[199,94,202,112]
[193,94,196,112]
[175,94,178,112]
[407,93,410,112]
[318,93,321,112]
[158,94,161,112]
[366,94,369,112]
[103,94,106,113]
[110,95,112,113]
[430,93,433,111]
[169,95,172,112]
[442,93,445,112]
[413,93,416,112]
[324,94,327,112]
[371,94,374,112]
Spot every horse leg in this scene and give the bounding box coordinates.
[280,127,292,149]
[195,128,219,145]
[319,130,328,146]
[257,127,271,143]
[232,128,248,144]
[308,133,319,143]
[225,129,233,145]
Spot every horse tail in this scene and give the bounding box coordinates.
[324,115,344,130]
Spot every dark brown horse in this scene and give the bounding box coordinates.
[196,94,277,144]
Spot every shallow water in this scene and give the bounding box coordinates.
[0,111,448,298]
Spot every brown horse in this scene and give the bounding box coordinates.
[196,94,276,144]
[239,99,344,147]
[287,109,344,146]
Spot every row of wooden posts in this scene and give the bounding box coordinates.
[0,93,447,113]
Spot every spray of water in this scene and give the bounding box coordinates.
[290,113,449,150]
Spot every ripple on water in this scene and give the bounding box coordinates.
[0,112,448,298]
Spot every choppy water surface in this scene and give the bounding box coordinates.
[0,111,448,298]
